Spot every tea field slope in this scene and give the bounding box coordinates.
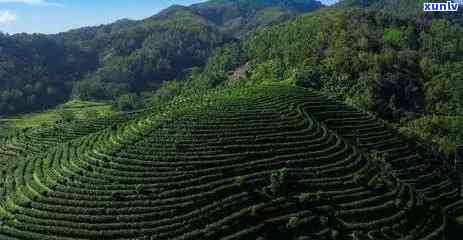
[0,110,140,204]
[0,84,460,239]
[0,110,137,160]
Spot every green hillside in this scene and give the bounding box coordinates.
[0,83,461,239]
[1,0,463,239]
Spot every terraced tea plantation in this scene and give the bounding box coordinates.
[0,84,462,239]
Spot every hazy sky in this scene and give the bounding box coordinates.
[0,0,338,34]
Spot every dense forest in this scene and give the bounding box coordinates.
[0,33,97,114]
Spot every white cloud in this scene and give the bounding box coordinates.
[0,10,16,24]
[0,0,60,6]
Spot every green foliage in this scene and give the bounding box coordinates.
[269,168,289,197]
[399,116,463,157]
[298,192,322,204]
[286,216,305,230]
[155,81,185,102]
[83,109,99,119]
[371,49,425,119]
[249,60,286,83]
[116,93,142,111]
[203,42,246,82]
[383,28,407,49]
[73,78,109,100]
[424,62,463,115]
[234,176,247,192]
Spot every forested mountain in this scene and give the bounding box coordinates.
[0,6,226,115]
[68,6,229,101]
[0,33,97,114]
[0,0,323,115]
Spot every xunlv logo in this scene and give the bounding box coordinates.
[424,1,459,12]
